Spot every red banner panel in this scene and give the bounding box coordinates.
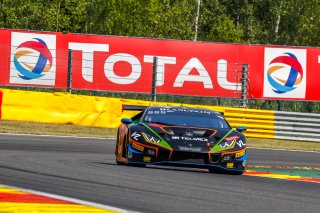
[0,29,68,89]
[0,29,320,101]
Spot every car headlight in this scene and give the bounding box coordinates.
[141,132,161,144]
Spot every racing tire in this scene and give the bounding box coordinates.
[115,134,128,165]
[115,130,120,156]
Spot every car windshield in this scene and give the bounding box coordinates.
[142,108,231,129]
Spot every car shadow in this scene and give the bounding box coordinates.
[93,161,213,174]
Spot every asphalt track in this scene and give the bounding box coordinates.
[0,134,319,213]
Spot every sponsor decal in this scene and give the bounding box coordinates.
[159,108,211,114]
[236,140,246,148]
[10,32,56,86]
[264,48,306,98]
[226,162,234,168]
[143,156,151,162]
[219,140,235,149]
[132,142,144,152]
[131,132,141,141]
[224,135,240,141]
[171,136,208,142]
[142,132,161,144]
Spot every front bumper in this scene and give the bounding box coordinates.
[127,143,247,172]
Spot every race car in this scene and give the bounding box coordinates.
[115,105,248,175]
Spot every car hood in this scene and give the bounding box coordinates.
[147,124,234,152]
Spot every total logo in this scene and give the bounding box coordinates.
[10,32,56,86]
[263,48,306,99]
[14,38,52,80]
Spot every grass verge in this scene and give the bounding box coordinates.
[1,120,320,152]
[0,120,116,138]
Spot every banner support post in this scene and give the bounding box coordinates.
[241,64,248,107]
[152,57,158,102]
[0,90,2,119]
[67,49,73,94]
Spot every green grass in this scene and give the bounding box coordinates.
[0,120,319,152]
[0,120,116,138]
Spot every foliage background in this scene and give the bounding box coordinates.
[2,0,320,46]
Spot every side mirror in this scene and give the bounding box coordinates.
[121,118,133,124]
[236,126,247,133]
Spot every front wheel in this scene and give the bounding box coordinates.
[116,134,129,165]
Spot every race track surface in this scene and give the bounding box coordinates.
[0,134,319,213]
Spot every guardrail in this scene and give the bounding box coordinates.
[274,111,320,142]
[220,107,275,139]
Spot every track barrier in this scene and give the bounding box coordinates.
[1,89,122,128]
[274,111,320,142]
[1,89,319,142]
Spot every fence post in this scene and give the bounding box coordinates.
[67,49,73,93]
[151,56,158,102]
[241,64,248,107]
[0,90,2,119]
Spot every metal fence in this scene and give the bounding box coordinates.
[0,45,319,113]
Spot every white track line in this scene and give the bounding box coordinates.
[0,132,114,140]
[248,146,320,153]
[0,183,139,213]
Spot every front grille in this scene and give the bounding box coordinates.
[157,149,171,160]
[171,151,208,164]
[210,153,221,163]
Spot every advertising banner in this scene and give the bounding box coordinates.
[0,29,68,89]
[67,33,244,98]
[0,29,319,101]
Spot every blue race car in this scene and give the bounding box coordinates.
[116,105,247,175]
